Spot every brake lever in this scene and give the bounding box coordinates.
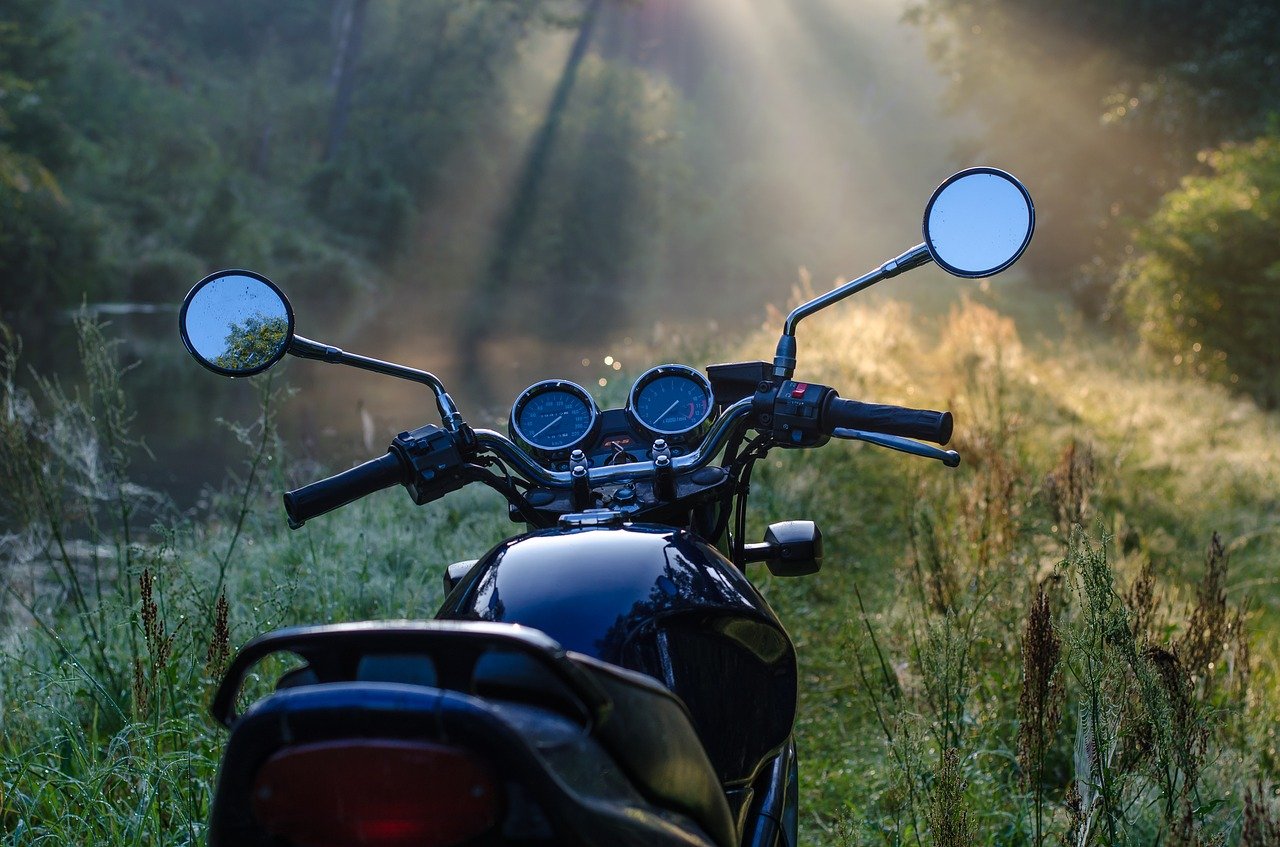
[832,428,961,467]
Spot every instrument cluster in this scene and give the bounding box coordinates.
[509,364,715,468]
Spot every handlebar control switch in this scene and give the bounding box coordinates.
[740,520,823,577]
[390,425,468,506]
[772,381,834,448]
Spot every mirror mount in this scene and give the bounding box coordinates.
[288,335,467,433]
[180,269,468,435]
[772,243,931,379]
[771,167,1033,380]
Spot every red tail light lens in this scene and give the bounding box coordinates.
[251,739,502,847]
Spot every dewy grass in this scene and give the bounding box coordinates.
[3,295,1279,845]
[746,296,1279,845]
[0,318,509,842]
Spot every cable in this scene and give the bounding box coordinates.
[725,434,772,564]
[462,464,549,527]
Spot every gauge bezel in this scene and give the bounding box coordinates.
[626,364,716,444]
[509,379,602,460]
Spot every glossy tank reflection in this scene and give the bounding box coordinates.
[438,523,797,785]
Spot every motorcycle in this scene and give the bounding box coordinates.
[179,167,1034,847]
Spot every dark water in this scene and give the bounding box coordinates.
[24,297,727,510]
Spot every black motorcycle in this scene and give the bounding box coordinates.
[179,167,1034,847]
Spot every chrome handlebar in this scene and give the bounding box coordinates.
[473,398,757,488]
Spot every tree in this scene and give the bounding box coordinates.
[1120,131,1280,408]
[323,0,371,164]
[905,0,1280,313]
[213,315,290,372]
[457,0,605,388]
[0,0,100,319]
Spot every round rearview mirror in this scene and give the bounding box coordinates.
[179,269,294,376]
[923,167,1035,278]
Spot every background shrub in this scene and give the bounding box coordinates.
[1120,130,1280,408]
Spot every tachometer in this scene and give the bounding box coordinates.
[510,380,600,458]
[627,364,715,444]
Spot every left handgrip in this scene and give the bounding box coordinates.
[283,451,408,528]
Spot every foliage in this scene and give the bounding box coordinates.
[0,0,104,319]
[904,0,1280,313]
[748,296,1278,845]
[1017,586,1062,845]
[1119,131,1280,408]
[0,0,73,180]
[6,0,939,362]
[212,315,289,373]
[1,0,673,334]
[0,182,102,320]
[0,317,507,841]
[484,56,682,341]
[3,277,1279,845]
[0,314,168,704]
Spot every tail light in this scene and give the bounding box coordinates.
[251,739,502,847]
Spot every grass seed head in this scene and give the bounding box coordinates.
[205,591,231,678]
[1018,586,1063,786]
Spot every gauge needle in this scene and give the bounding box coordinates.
[533,415,565,438]
[657,400,681,422]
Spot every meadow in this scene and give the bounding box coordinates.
[2,290,1278,845]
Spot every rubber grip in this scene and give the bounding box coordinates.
[822,395,953,445]
[283,451,407,528]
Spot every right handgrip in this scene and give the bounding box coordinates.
[822,395,953,445]
[283,451,408,528]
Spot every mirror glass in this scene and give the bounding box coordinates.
[179,271,293,375]
[923,168,1035,278]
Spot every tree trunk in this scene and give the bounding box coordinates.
[324,0,370,164]
[457,0,605,392]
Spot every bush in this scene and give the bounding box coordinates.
[0,182,102,316]
[1119,131,1280,408]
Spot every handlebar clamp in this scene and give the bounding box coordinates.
[391,424,468,506]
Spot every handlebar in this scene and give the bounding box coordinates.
[283,451,408,528]
[472,397,758,488]
[822,395,953,445]
[280,387,957,525]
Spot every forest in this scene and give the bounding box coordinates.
[2,0,1279,844]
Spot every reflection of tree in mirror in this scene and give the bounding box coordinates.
[213,315,288,372]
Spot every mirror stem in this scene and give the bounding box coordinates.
[772,243,932,379]
[289,335,466,431]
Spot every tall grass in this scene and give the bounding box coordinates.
[744,294,1278,845]
[0,316,508,843]
[2,295,1278,845]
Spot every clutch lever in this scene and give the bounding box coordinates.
[832,427,961,467]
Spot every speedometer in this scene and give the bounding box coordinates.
[626,364,715,444]
[509,380,600,458]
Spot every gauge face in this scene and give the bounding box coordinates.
[628,365,715,441]
[510,380,599,456]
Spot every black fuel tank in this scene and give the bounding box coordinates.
[436,524,797,785]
